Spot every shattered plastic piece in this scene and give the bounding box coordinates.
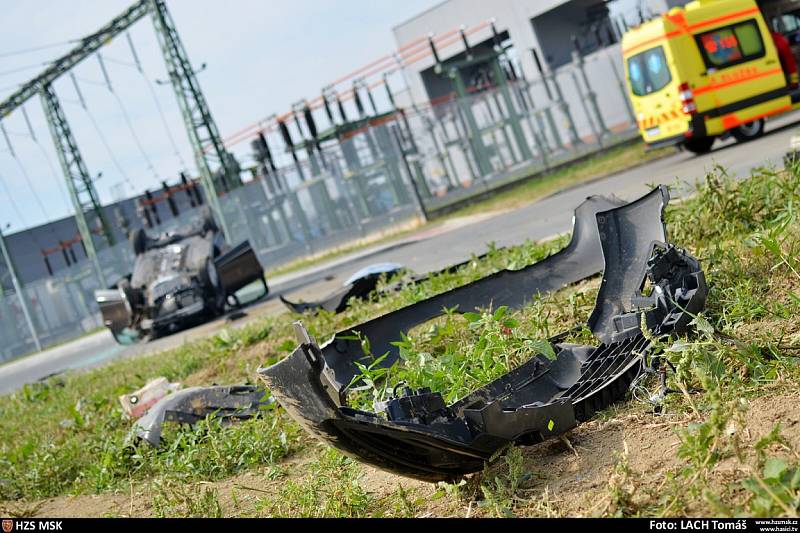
[119,377,181,419]
[133,385,273,447]
[280,263,404,314]
[261,191,712,481]
[273,194,622,385]
[259,187,707,481]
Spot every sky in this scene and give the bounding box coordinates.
[0,0,439,233]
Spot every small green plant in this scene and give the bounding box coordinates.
[151,481,224,518]
[386,485,424,518]
[478,447,527,517]
[255,448,372,517]
[431,478,467,502]
[742,458,800,517]
[606,445,640,517]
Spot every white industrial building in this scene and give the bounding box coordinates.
[391,0,690,140]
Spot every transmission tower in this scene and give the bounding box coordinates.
[41,84,110,287]
[149,0,238,241]
[0,0,238,290]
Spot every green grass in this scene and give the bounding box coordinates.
[0,324,301,500]
[2,160,800,518]
[254,448,374,518]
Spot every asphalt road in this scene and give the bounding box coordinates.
[2,112,799,394]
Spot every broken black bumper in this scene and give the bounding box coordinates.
[258,187,707,481]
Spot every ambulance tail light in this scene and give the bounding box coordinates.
[679,82,697,115]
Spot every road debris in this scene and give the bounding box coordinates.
[132,385,273,447]
[259,189,706,481]
[119,377,181,419]
[280,263,404,314]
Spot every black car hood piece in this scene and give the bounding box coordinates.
[257,187,707,481]
[132,385,273,447]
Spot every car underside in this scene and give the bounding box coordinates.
[95,216,268,344]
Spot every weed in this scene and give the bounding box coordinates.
[478,447,528,517]
[151,481,224,518]
[255,448,372,517]
[742,458,800,517]
[606,444,639,517]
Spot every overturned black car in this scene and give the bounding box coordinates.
[95,216,268,344]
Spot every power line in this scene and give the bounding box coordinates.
[107,35,189,171]
[101,55,138,69]
[3,107,78,238]
[112,90,160,179]
[0,167,49,259]
[0,40,74,59]
[141,73,188,170]
[104,53,189,170]
[88,108,138,190]
[34,136,75,214]
[12,154,56,226]
[73,75,106,87]
[0,171,30,230]
[96,53,160,180]
[69,73,136,192]
[0,63,48,77]
[13,106,71,213]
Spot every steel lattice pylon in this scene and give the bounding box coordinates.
[149,0,237,241]
[0,0,238,290]
[41,83,110,288]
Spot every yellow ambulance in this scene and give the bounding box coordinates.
[622,0,800,154]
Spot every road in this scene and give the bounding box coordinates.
[2,112,799,394]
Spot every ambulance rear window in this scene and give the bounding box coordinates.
[695,19,765,70]
[627,46,671,96]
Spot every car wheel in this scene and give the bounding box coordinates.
[731,119,765,142]
[130,228,148,256]
[683,136,715,155]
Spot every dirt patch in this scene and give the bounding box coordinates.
[741,390,800,448]
[3,450,315,518]
[8,391,798,517]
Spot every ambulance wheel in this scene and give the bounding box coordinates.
[731,119,765,143]
[684,137,715,155]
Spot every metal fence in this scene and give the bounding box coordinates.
[0,123,422,361]
[0,43,640,362]
[402,43,638,213]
